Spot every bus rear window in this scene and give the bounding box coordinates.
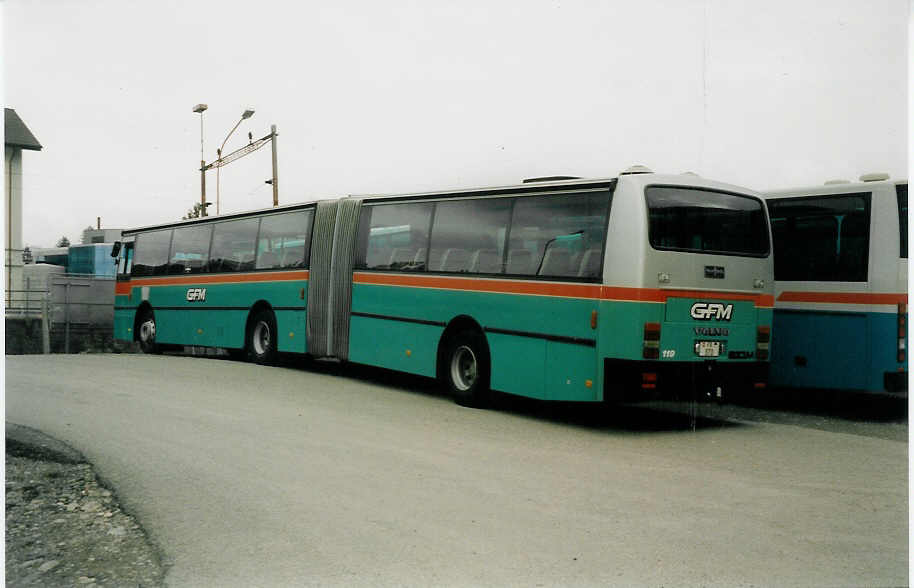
[766,193,871,282]
[645,186,769,257]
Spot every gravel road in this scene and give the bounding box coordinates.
[5,423,165,587]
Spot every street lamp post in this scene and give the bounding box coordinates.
[216,108,255,215]
[192,104,208,216]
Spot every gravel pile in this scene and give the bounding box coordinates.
[5,423,165,587]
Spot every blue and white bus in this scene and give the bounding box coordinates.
[764,174,907,394]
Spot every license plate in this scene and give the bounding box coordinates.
[695,340,721,357]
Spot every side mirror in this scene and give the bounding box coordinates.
[111,241,122,257]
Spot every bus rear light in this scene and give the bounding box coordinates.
[641,372,657,389]
[591,310,598,329]
[753,382,766,389]
[756,325,770,360]
[898,351,906,363]
[643,322,661,341]
[642,322,661,359]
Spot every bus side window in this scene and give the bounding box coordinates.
[430,198,510,275]
[256,210,312,270]
[210,217,259,273]
[132,229,172,277]
[837,212,869,282]
[169,225,212,275]
[358,203,433,271]
[508,190,610,278]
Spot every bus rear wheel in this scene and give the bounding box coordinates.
[443,330,490,408]
[247,309,278,365]
[137,309,160,354]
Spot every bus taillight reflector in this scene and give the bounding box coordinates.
[754,382,766,389]
[643,322,661,359]
[591,310,598,330]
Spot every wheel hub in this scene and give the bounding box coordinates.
[253,321,271,355]
[450,345,477,391]
[140,319,155,343]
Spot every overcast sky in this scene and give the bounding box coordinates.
[4,0,908,248]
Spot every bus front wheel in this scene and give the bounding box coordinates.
[137,309,160,354]
[247,309,278,365]
[443,331,491,408]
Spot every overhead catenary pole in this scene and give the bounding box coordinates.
[270,125,279,207]
[193,104,209,217]
[217,108,255,215]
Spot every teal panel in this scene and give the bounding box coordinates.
[770,310,893,391]
[488,332,546,399]
[545,341,598,401]
[121,277,308,351]
[349,315,440,377]
[352,284,599,343]
[113,308,133,342]
[351,282,598,400]
[597,300,658,360]
[275,309,307,353]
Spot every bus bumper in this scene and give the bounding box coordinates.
[604,359,769,403]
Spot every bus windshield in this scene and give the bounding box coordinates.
[646,186,769,257]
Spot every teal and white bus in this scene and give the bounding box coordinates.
[114,167,774,406]
[764,174,908,394]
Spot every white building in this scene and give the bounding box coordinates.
[5,108,43,308]
[82,227,123,244]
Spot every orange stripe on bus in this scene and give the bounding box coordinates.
[353,272,602,299]
[352,272,774,306]
[114,270,309,295]
[777,291,908,305]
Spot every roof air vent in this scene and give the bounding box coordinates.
[620,164,653,175]
[859,172,890,182]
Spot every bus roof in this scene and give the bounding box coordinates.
[763,176,907,198]
[120,170,757,236]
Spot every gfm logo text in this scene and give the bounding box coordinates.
[186,288,207,302]
[690,302,733,321]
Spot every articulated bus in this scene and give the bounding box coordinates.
[764,174,908,394]
[113,167,773,406]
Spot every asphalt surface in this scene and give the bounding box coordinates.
[4,354,908,587]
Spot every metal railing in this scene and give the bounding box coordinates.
[6,274,116,354]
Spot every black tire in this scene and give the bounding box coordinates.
[247,309,278,365]
[442,330,491,408]
[136,308,160,354]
